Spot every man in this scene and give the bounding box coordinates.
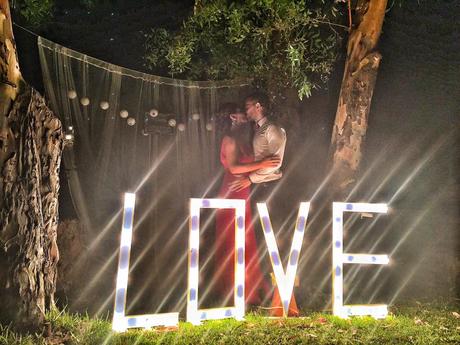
[229,92,286,196]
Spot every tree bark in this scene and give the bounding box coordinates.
[0,0,62,329]
[329,0,387,196]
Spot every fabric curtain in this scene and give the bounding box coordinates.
[38,36,251,314]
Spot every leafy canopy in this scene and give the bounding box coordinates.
[144,0,345,99]
[12,0,108,28]
[13,0,54,28]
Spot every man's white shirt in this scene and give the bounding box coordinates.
[249,117,286,184]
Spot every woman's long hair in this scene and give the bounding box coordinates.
[216,103,253,156]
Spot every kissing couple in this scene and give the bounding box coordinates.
[214,92,298,315]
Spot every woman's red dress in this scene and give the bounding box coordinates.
[215,137,268,305]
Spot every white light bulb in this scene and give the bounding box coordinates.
[168,119,176,127]
[127,117,136,126]
[177,123,186,131]
[191,113,200,121]
[205,123,213,131]
[80,97,90,106]
[120,110,129,118]
[68,90,77,99]
[100,101,109,110]
[149,109,159,118]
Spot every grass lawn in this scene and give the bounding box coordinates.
[1,302,459,344]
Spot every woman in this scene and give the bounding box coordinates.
[215,103,279,307]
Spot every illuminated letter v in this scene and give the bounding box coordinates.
[257,202,310,317]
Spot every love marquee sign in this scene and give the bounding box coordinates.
[112,193,390,332]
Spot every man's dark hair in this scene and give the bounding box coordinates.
[245,92,270,115]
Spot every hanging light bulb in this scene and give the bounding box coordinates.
[100,101,110,110]
[177,123,186,131]
[127,117,136,126]
[80,97,90,106]
[206,123,213,131]
[120,109,129,118]
[68,90,77,99]
[191,113,200,121]
[63,125,75,148]
[149,108,159,117]
[168,119,177,127]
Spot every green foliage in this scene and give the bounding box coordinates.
[144,28,174,72]
[144,0,345,99]
[13,0,54,29]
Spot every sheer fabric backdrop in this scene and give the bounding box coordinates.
[38,36,250,314]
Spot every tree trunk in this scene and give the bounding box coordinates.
[0,0,62,329]
[329,0,387,196]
